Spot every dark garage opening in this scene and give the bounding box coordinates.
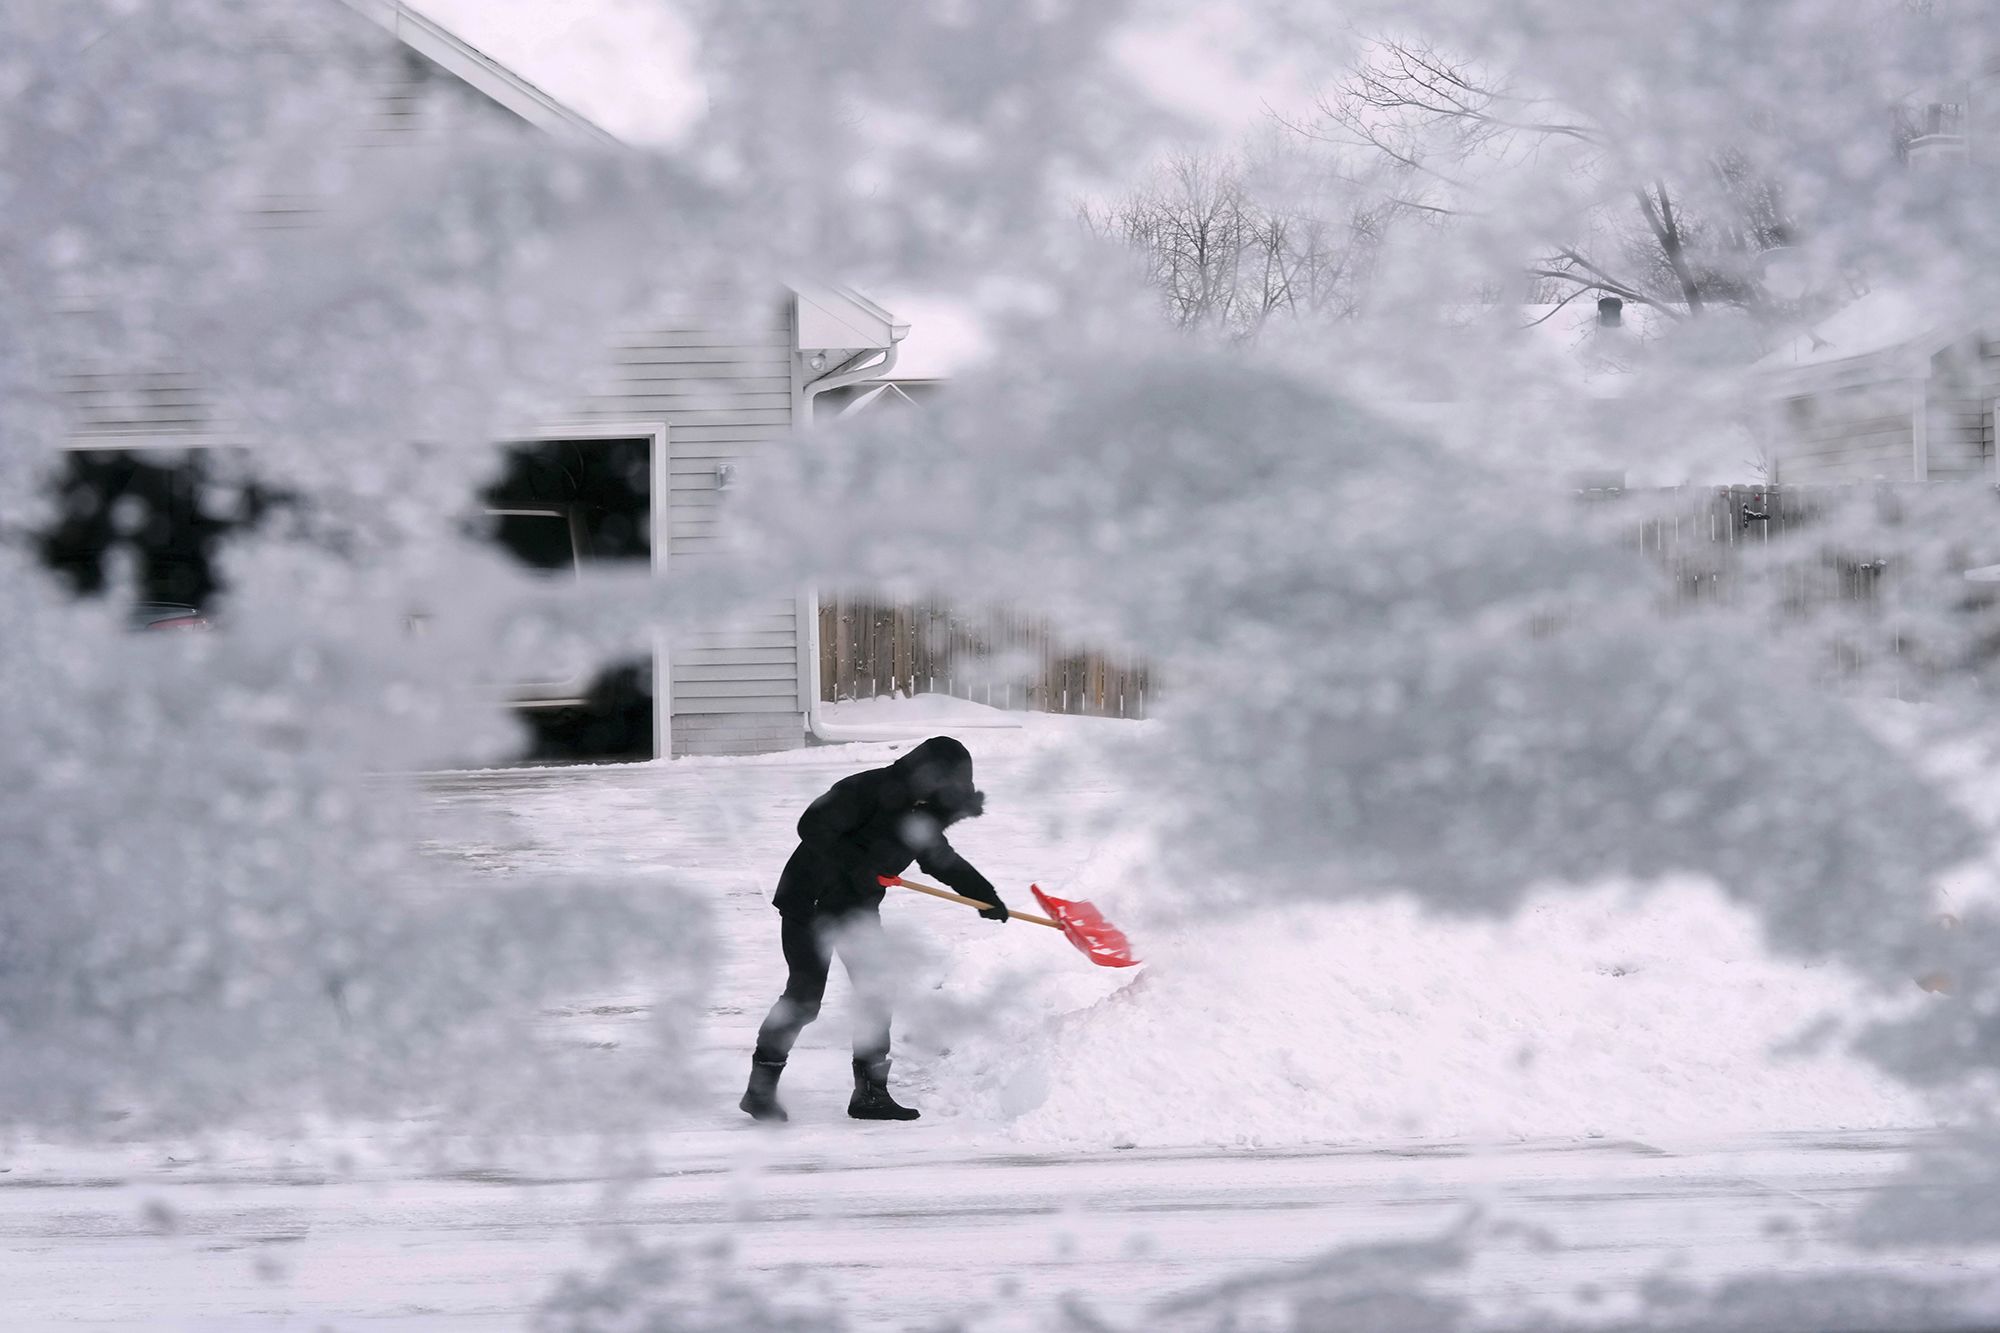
[31,438,661,765]
[479,436,656,764]
[34,448,277,619]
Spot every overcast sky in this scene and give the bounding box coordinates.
[409,0,1321,148]
[406,1,1325,377]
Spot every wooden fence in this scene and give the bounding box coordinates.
[821,485,1995,717]
[1585,483,1907,605]
[817,597,1154,718]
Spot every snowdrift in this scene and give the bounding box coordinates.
[921,879,1933,1148]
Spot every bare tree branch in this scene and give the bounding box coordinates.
[1296,35,1788,319]
[1635,182,1706,313]
[1084,149,1384,340]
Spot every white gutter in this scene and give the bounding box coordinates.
[804,343,901,405]
[799,340,901,743]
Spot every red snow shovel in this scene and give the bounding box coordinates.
[879,875,1140,968]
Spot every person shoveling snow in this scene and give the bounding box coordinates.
[741,736,1009,1124]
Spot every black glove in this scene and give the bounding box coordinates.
[964,886,1008,922]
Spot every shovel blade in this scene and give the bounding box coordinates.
[1031,885,1140,968]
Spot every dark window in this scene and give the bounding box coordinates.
[479,437,651,568]
[33,448,278,612]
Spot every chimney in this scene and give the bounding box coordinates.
[1906,98,1968,170]
[1597,295,1624,329]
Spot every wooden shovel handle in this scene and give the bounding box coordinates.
[882,876,1061,930]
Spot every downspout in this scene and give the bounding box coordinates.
[800,341,901,742]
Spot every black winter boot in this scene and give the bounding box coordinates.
[847,1057,920,1121]
[739,1054,789,1123]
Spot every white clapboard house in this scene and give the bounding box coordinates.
[60,0,909,759]
[1750,69,2000,485]
[1754,288,2000,485]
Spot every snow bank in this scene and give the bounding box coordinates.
[927,878,1934,1148]
[814,693,1026,742]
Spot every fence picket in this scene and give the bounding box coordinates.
[822,483,1987,720]
[815,595,1153,718]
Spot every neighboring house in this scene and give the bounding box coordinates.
[823,291,1671,467]
[1749,64,2000,486]
[1753,289,1998,484]
[1367,295,1682,488]
[57,0,910,759]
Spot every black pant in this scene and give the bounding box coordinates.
[752,908,892,1066]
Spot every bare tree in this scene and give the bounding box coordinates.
[1084,149,1385,340]
[1292,39,1797,321]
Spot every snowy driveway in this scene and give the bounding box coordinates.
[3,711,1988,1329]
[0,1127,1959,1330]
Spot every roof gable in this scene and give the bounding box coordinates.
[793,283,910,353]
[1753,288,1977,393]
[338,0,618,145]
[340,6,910,357]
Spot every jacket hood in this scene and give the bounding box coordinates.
[893,736,983,819]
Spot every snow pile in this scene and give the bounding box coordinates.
[815,693,1027,741]
[931,880,1935,1148]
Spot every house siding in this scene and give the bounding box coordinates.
[60,9,531,445]
[1769,336,2000,486]
[58,367,219,444]
[58,7,814,761]
[1980,336,2000,475]
[567,301,808,757]
[1772,381,1917,483]
[1924,339,1989,479]
[355,45,530,146]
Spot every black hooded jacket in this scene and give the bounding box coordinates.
[772,736,1003,917]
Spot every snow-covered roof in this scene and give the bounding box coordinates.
[1505,300,1661,400]
[850,297,1651,397]
[1378,300,1663,404]
[1750,287,1946,381]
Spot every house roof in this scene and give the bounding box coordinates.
[835,382,926,418]
[793,283,910,354]
[1747,286,1996,397]
[1506,300,1660,400]
[831,297,1652,395]
[360,0,705,146]
[339,0,622,145]
[1751,288,1946,381]
[1372,300,1662,404]
[344,2,913,355]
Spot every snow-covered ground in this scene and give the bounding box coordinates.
[1,700,1981,1329]
[0,1125,1971,1331]
[426,698,1934,1151]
